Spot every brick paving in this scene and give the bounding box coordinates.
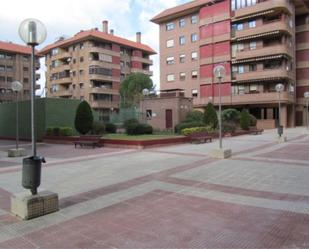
[0,128,308,248]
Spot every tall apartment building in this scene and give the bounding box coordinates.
[0,41,40,103]
[40,21,156,121]
[151,0,309,129]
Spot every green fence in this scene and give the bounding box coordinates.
[0,98,98,141]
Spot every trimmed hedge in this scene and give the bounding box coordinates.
[181,126,212,136]
[46,127,73,136]
[184,110,204,123]
[126,123,153,135]
[174,121,205,134]
[123,118,139,129]
[91,122,105,135]
[240,109,251,130]
[105,123,117,133]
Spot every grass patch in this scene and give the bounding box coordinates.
[104,134,182,141]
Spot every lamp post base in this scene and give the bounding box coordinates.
[8,148,27,157]
[210,148,232,159]
[276,135,287,143]
[11,190,59,220]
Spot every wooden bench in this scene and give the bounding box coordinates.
[74,135,102,148]
[250,128,264,135]
[189,131,212,144]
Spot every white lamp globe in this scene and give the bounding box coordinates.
[213,65,226,79]
[19,18,47,45]
[11,81,23,92]
[304,92,309,99]
[275,83,284,93]
[142,88,150,96]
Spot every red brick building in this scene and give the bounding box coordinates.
[152,0,309,129]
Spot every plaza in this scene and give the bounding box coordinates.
[0,128,308,248]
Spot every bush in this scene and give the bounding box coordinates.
[174,121,205,134]
[240,109,251,130]
[59,127,73,136]
[126,123,153,135]
[53,127,60,136]
[123,118,139,129]
[249,114,257,127]
[74,101,94,135]
[46,127,54,136]
[203,103,218,129]
[91,122,105,135]
[105,122,117,133]
[222,109,240,123]
[184,110,204,123]
[223,123,237,133]
[181,126,214,136]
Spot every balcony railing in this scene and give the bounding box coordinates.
[52,89,73,97]
[233,68,294,82]
[90,87,118,95]
[131,56,153,65]
[90,100,119,109]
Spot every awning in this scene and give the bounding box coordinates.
[232,54,289,64]
[232,10,275,22]
[236,30,280,41]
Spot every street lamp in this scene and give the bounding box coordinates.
[19,19,47,195]
[275,83,284,137]
[304,92,309,130]
[210,65,232,159]
[142,88,149,123]
[12,81,23,150]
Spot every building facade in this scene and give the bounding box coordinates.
[40,21,156,121]
[151,0,309,128]
[0,41,40,103]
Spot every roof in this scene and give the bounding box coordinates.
[151,0,213,24]
[39,29,156,55]
[0,41,32,55]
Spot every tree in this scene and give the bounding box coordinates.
[119,73,154,107]
[203,103,218,129]
[184,110,204,123]
[74,101,94,135]
[240,109,251,130]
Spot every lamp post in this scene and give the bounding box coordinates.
[304,92,309,130]
[19,19,47,195]
[275,83,284,137]
[12,81,23,150]
[142,88,150,123]
[210,65,232,159]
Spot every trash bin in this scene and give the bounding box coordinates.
[277,125,283,137]
[22,156,46,195]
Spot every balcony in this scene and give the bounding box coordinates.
[234,20,293,41]
[131,68,153,76]
[90,60,120,70]
[193,91,294,107]
[233,0,293,20]
[234,44,293,61]
[131,56,153,65]
[89,74,119,82]
[91,100,119,109]
[53,51,72,61]
[0,93,14,101]
[90,87,118,95]
[52,76,72,85]
[52,89,73,97]
[233,68,294,82]
[89,47,119,57]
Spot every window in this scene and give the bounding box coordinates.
[249,64,257,72]
[249,84,258,92]
[72,71,76,77]
[99,53,112,62]
[191,15,198,24]
[73,59,76,64]
[192,89,198,97]
[0,76,4,81]
[7,77,13,82]
[166,57,175,65]
[79,83,84,89]
[180,72,186,81]
[191,33,198,43]
[166,39,174,48]
[179,36,186,45]
[238,85,245,94]
[80,43,84,49]
[238,65,245,74]
[249,20,256,28]
[146,110,152,119]
[80,57,84,62]
[23,56,29,62]
[79,70,84,75]
[180,54,186,63]
[167,74,175,82]
[232,44,237,57]
[51,48,58,56]
[6,66,13,72]
[249,41,257,50]
[6,54,13,60]
[232,0,256,10]
[0,65,5,71]
[0,54,4,59]
[23,67,29,72]
[191,52,198,61]
[166,22,174,31]
[192,70,198,79]
[23,78,29,83]
[179,19,185,28]
[237,43,244,51]
[237,23,244,30]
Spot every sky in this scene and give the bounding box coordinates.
[0,0,188,95]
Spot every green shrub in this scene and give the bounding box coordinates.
[249,114,257,127]
[203,103,218,129]
[223,123,237,133]
[53,127,60,136]
[105,122,117,133]
[240,109,251,130]
[126,123,153,135]
[91,122,105,135]
[123,118,139,129]
[174,121,205,134]
[184,110,204,123]
[46,127,54,136]
[74,101,94,135]
[222,109,240,123]
[59,127,73,136]
[181,126,214,136]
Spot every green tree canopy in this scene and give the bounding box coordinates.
[203,103,218,129]
[120,73,154,108]
[240,109,251,130]
[74,101,94,135]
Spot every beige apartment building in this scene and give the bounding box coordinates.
[40,21,155,121]
[152,0,309,129]
[0,41,40,103]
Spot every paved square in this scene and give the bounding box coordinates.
[0,128,308,248]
